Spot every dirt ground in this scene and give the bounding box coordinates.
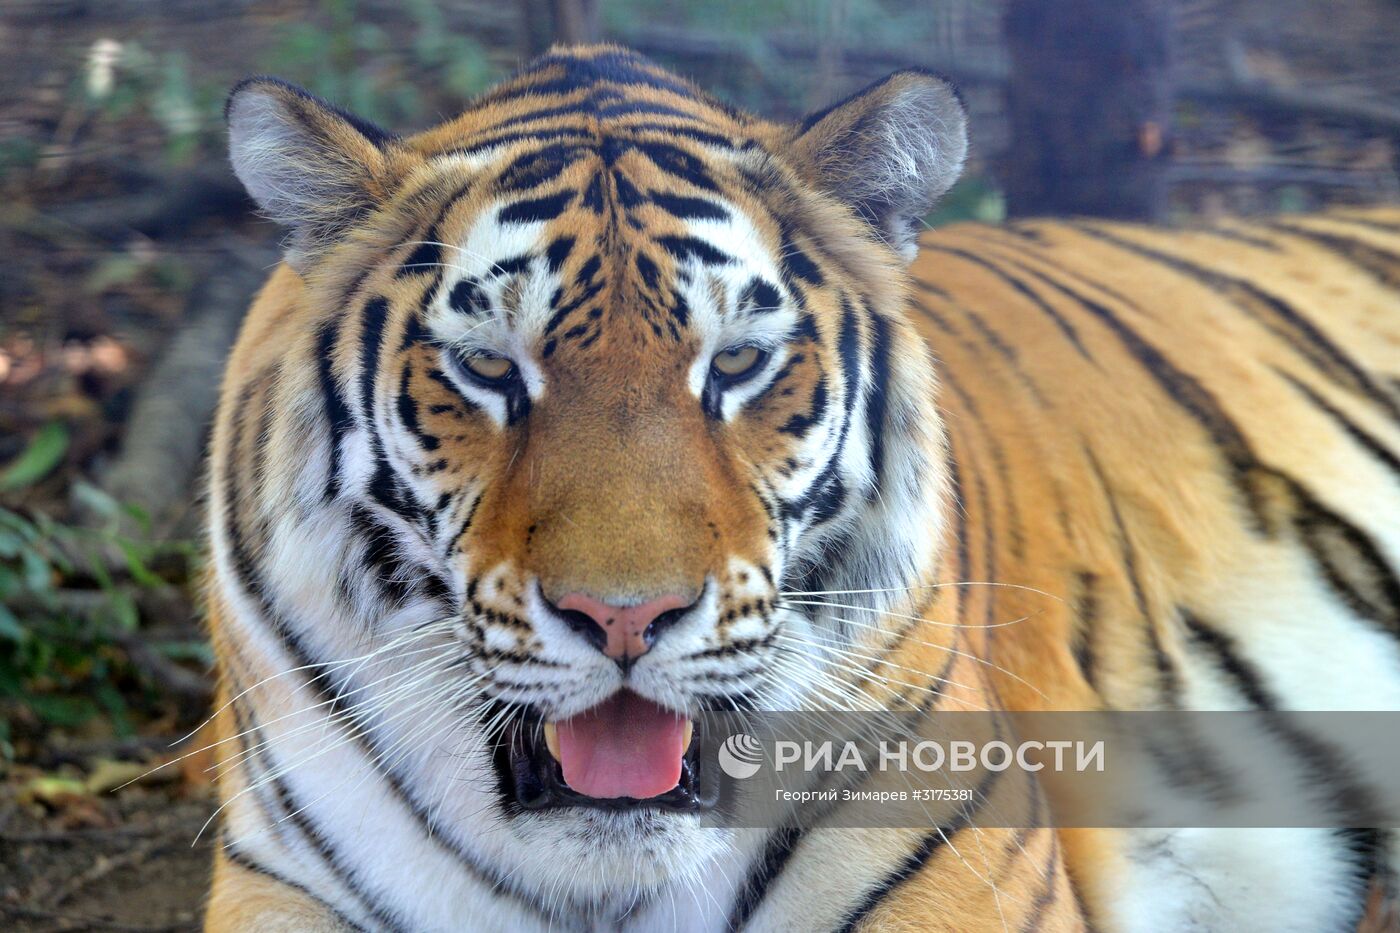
[1,752,214,932]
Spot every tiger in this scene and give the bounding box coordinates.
[202,44,1400,932]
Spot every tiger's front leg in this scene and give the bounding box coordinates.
[207,850,349,933]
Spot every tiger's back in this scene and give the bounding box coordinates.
[917,208,1400,929]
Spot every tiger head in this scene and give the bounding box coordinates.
[219,46,965,905]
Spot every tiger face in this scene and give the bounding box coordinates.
[218,46,965,907]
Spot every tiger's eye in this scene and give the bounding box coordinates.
[462,354,514,381]
[712,345,765,378]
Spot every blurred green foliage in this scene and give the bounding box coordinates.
[74,0,503,172]
[926,176,1007,227]
[261,0,498,125]
[0,426,201,760]
[604,0,951,49]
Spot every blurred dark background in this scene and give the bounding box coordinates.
[2,1,1400,928]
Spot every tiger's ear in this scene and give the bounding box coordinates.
[226,77,402,270]
[791,70,968,261]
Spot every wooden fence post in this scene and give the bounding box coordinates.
[1001,0,1176,220]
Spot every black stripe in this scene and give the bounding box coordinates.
[648,191,729,221]
[1331,215,1400,235]
[658,234,731,266]
[635,251,660,290]
[542,278,606,340]
[739,278,783,315]
[1195,225,1282,251]
[946,435,972,583]
[1018,834,1063,932]
[498,188,576,224]
[495,144,590,194]
[923,245,1093,361]
[778,226,824,287]
[780,298,871,530]
[448,128,594,157]
[863,312,892,499]
[489,255,532,278]
[626,122,735,148]
[359,297,390,423]
[778,377,827,436]
[1071,222,1400,426]
[544,235,576,273]
[448,278,489,317]
[395,365,438,451]
[222,838,370,933]
[396,239,440,278]
[491,101,593,131]
[316,320,353,501]
[348,503,449,607]
[1069,571,1099,689]
[506,49,698,100]
[1083,446,1181,708]
[1179,610,1275,709]
[1083,446,1245,802]
[250,374,279,508]
[237,706,405,932]
[980,225,1149,317]
[1289,475,1400,636]
[1276,369,1400,483]
[1266,221,1400,287]
[726,827,804,931]
[1003,255,1272,529]
[1181,609,1389,825]
[916,269,1056,411]
[835,766,1006,933]
[631,140,720,191]
[596,99,701,120]
[911,279,963,336]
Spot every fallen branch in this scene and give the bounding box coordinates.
[1180,80,1400,135]
[0,902,194,933]
[92,236,279,534]
[112,631,212,704]
[43,171,250,242]
[625,26,1009,87]
[1166,163,1399,189]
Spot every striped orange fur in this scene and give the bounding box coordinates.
[204,46,1400,931]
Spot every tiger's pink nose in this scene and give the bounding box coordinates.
[554,592,694,662]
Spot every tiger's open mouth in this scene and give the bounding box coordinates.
[504,691,719,813]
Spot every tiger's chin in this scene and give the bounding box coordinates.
[508,806,734,900]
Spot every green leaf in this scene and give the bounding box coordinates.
[108,590,140,632]
[71,480,122,524]
[117,540,162,588]
[20,547,54,593]
[151,640,213,665]
[88,546,114,591]
[0,526,23,559]
[121,501,153,533]
[0,423,69,491]
[94,681,133,736]
[0,603,24,642]
[26,693,96,727]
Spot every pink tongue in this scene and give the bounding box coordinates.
[555,691,687,799]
